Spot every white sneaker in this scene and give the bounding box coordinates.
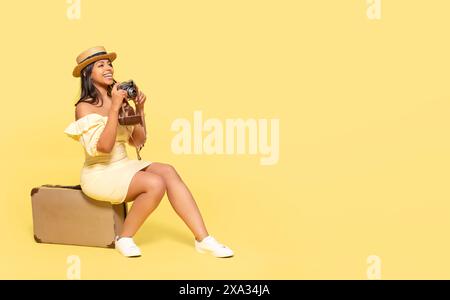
[115,236,142,257]
[195,235,234,258]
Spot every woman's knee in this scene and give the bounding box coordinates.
[125,171,150,202]
[144,172,167,197]
[144,162,181,182]
[159,163,181,180]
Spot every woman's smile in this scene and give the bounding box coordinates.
[90,59,115,86]
[103,72,114,84]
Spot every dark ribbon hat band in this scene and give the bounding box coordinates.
[79,51,107,64]
[73,46,116,77]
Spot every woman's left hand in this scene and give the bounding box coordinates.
[135,89,147,109]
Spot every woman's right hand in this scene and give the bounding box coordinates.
[111,82,128,111]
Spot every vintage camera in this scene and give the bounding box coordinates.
[117,80,138,100]
[117,80,143,126]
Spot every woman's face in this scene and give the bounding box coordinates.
[90,59,114,87]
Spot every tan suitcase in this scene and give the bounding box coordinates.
[31,184,127,248]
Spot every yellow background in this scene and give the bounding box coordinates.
[1,0,450,279]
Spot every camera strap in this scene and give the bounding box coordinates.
[126,112,147,160]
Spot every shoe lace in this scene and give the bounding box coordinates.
[127,241,139,250]
[209,237,226,248]
[117,237,140,250]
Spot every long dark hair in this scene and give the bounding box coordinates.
[74,60,116,107]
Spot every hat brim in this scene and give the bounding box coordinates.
[72,52,117,77]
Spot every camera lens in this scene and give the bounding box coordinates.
[128,88,137,99]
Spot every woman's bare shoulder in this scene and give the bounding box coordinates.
[75,100,96,120]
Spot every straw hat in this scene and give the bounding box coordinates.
[72,46,117,77]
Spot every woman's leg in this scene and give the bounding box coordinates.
[120,171,166,237]
[143,162,209,241]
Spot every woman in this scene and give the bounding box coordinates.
[64,46,234,258]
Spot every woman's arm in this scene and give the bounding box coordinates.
[128,106,147,147]
[129,125,146,148]
[96,108,120,153]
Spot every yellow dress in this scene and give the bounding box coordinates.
[64,113,152,204]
